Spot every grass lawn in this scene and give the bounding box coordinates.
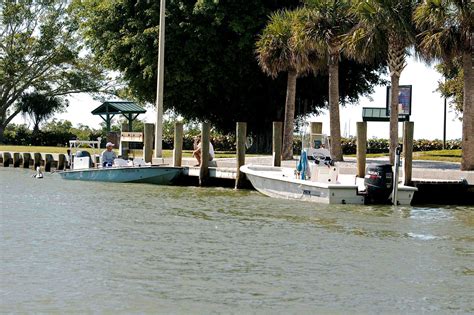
[0,145,462,162]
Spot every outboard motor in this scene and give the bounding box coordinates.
[364,164,393,204]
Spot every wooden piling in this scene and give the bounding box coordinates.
[45,154,53,172]
[22,153,31,168]
[272,121,283,167]
[403,121,414,185]
[120,123,129,159]
[58,154,66,170]
[144,123,155,163]
[34,153,41,169]
[199,122,211,186]
[173,122,184,167]
[235,122,247,189]
[310,122,323,148]
[2,152,11,167]
[13,153,21,167]
[356,122,367,178]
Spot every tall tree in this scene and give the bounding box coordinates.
[303,0,356,161]
[18,92,68,135]
[73,0,386,152]
[0,1,109,143]
[256,9,322,160]
[414,0,473,170]
[345,0,417,164]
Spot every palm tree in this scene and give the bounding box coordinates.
[414,0,473,170]
[256,9,319,160]
[345,0,417,165]
[303,0,355,162]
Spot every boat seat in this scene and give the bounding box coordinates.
[114,158,129,167]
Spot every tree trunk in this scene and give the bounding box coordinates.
[0,124,4,144]
[389,73,400,165]
[387,40,406,165]
[282,70,297,160]
[328,53,343,161]
[461,51,474,170]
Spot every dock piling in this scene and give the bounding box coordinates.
[173,122,183,167]
[22,153,31,168]
[199,122,211,186]
[403,121,414,185]
[34,153,41,169]
[235,122,247,189]
[144,123,155,163]
[58,154,66,170]
[45,154,53,172]
[356,122,367,178]
[2,152,11,167]
[272,121,283,167]
[120,122,129,159]
[13,153,21,167]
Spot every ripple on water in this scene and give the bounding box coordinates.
[0,167,473,313]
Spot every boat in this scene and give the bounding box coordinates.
[240,132,417,205]
[58,140,182,185]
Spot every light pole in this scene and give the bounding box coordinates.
[154,0,166,159]
[443,95,447,150]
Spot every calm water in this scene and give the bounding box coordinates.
[1,167,473,313]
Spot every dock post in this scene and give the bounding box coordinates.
[356,122,367,178]
[173,122,183,167]
[13,153,21,167]
[44,154,53,172]
[235,122,247,189]
[120,122,129,159]
[144,123,155,163]
[403,121,414,185]
[310,122,323,146]
[58,154,66,170]
[22,153,31,168]
[34,153,41,169]
[199,122,211,186]
[2,152,11,167]
[272,121,283,167]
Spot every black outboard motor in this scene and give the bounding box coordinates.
[364,164,393,204]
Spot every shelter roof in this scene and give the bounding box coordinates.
[91,101,146,115]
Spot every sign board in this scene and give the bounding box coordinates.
[386,85,412,116]
[121,132,143,142]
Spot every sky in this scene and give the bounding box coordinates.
[13,56,463,140]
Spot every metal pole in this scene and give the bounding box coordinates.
[443,96,447,150]
[154,0,166,158]
[392,145,401,206]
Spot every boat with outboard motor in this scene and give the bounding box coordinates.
[240,132,417,205]
[57,140,182,185]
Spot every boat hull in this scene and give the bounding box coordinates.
[241,165,416,205]
[59,166,182,185]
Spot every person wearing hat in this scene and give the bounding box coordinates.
[101,142,117,167]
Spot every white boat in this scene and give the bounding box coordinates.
[240,133,417,205]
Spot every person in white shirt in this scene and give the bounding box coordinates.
[192,135,215,166]
[101,142,117,167]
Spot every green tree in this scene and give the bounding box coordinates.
[18,92,68,133]
[414,0,473,170]
[256,9,320,160]
[0,1,110,143]
[436,59,463,115]
[345,0,417,164]
[303,0,356,161]
[73,0,386,152]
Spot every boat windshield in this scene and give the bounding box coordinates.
[302,132,329,150]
